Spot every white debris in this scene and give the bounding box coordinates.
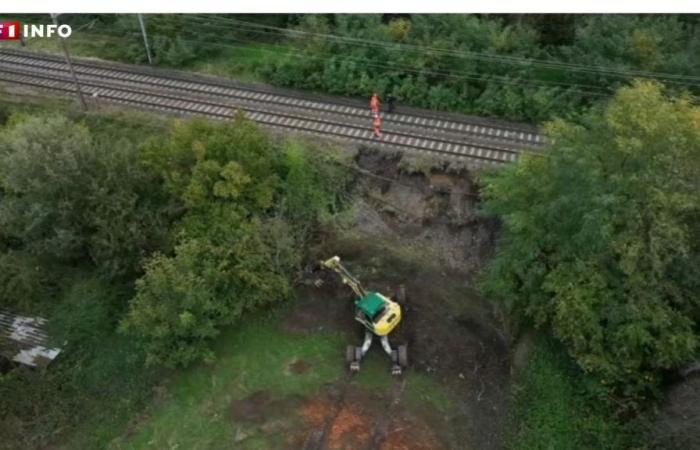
[13,346,61,366]
[0,309,61,368]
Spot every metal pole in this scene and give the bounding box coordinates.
[137,14,153,65]
[51,14,87,110]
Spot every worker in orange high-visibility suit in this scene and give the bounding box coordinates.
[370,93,380,116]
[373,113,382,138]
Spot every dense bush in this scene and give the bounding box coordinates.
[481,81,700,402]
[121,117,349,366]
[0,251,53,311]
[508,338,638,450]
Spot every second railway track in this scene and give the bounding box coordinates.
[0,48,543,165]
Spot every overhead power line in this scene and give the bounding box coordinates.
[141,17,616,97]
[69,22,611,99]
[181,14,700,86]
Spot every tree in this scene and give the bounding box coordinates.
[0,114,170,280]
[481,81,700,400]
[122,118,348,367]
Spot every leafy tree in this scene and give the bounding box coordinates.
[0,114,170,280]
[121,229,292,366]
[122,118,348,366]
[481,81,700,400]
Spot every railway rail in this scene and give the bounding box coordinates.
[0,49,544,165]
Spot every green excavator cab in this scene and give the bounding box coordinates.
[355,292,385,319]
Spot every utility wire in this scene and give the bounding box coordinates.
[44,17,686,100]
[55,14,691,95]
[182,14,700,86]
[138,18,616,97]
[149,14,700,92]
[65,26,610,98]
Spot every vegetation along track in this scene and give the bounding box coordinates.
[0,49,543,165]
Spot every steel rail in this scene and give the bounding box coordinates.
[0,67,519,165]
[0,49,544,148]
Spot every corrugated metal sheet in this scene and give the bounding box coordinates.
[0,309,61,368]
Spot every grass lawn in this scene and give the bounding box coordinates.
[109,307,344,450]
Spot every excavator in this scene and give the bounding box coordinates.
[321,256,408,375]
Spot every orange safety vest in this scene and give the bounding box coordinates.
[370,95,380,111]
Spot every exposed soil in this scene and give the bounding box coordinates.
[230,384,448,450]
[284,148,511,449]
[231,391,275,422]
[651,374,700,449]
[299,385,445,450]
[287,358,313,375]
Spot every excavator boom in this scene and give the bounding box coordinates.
[321,256,367,298]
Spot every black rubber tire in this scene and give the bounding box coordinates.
[398,345,408,367]
[355,346,363,362]
[346,345,356,363]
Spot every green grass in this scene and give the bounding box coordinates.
[355,350,453,414]
[403,371,454,415]
[187,42,293,83]
[0,87,169,139]
[109,308,345,450]
[507,338,637,450]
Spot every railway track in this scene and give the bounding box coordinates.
[0,49,543,165]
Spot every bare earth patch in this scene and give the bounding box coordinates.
[287,358,313,375]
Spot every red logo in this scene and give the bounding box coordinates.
[0,22,21,40]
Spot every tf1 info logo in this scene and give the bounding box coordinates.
[0,21,73,40]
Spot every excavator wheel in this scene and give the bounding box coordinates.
[398,344,408,368]
[346,345,355,364]
[390,350,402,376]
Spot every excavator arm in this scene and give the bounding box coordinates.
[321,256,367,299]
[320,255,407,374]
